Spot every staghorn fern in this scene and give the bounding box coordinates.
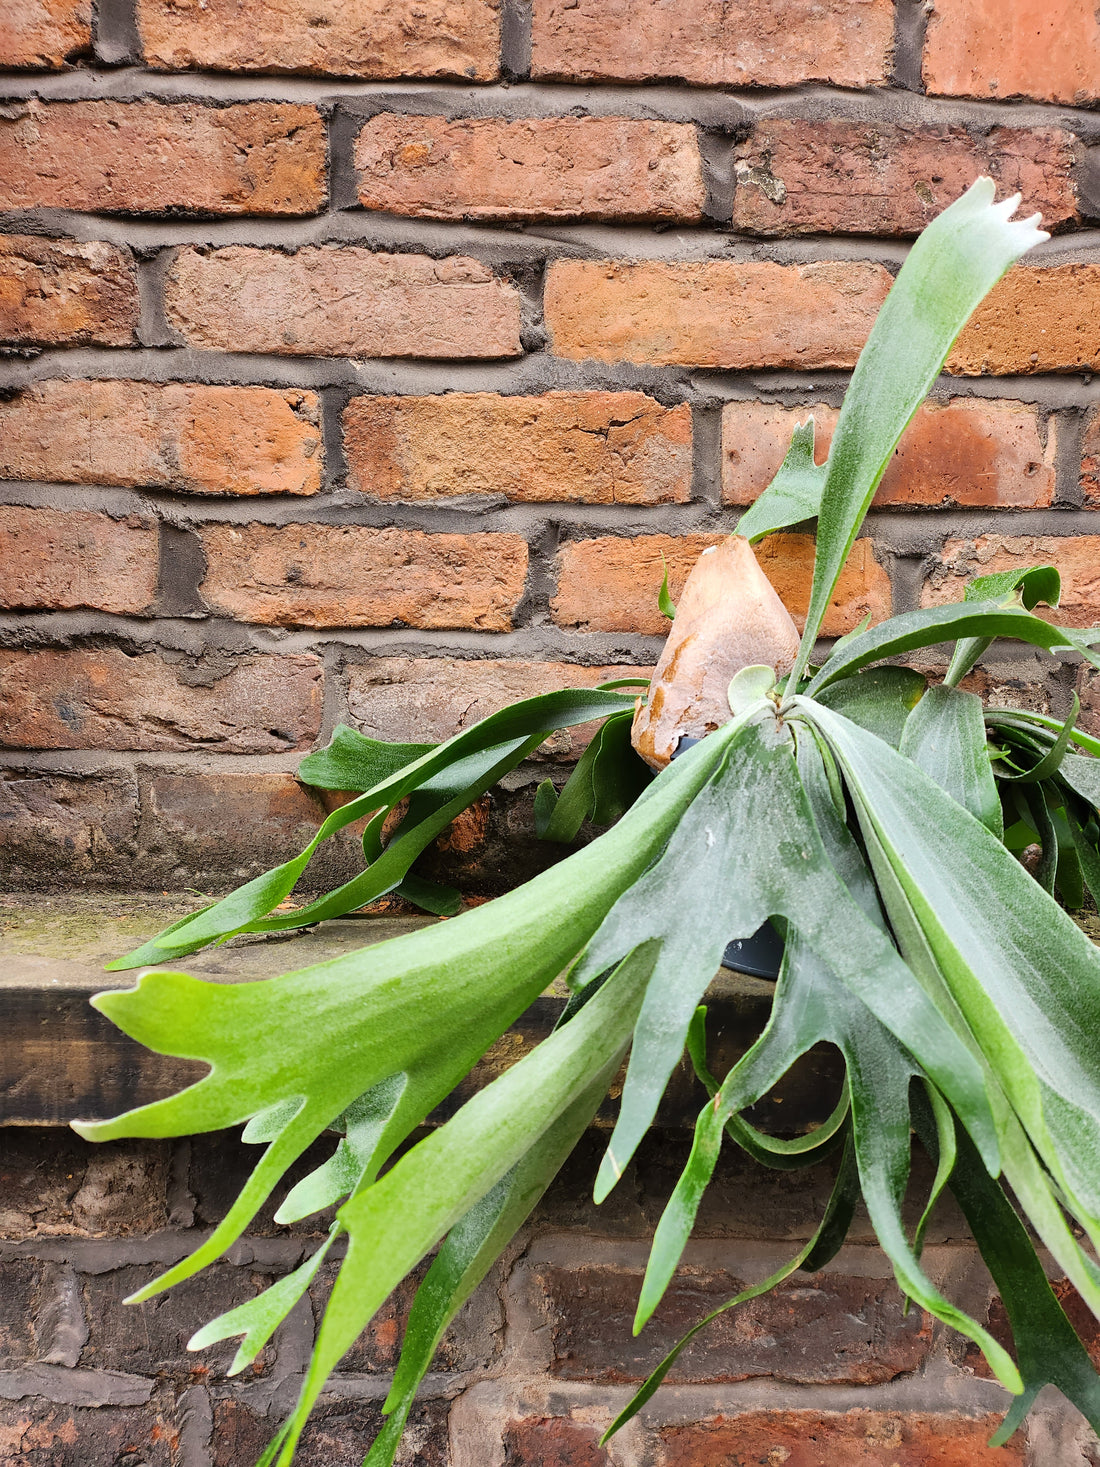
[79,181,1100,1462]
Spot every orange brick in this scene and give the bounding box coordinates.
[722,399,1056,509]
[166,247,522,359]
[732,120,1079,236]
[924,0,1100,105]
[344,391,691,504]
[949,265,1100,375]
[0,236,138,347]
[199,523,528,631]
[0,381,322,495]
[531,0,893,87]
[922,535,1100,627]
[0,507,158,614]
[356,114,705,223]
[1082,408,1100,506]
[0,100,325,215]
[347,658,652,757]
[545,260,891,369]
[0,0,90,68]
[659,1410,1023,1467]
[0,649,323,753]
[552,533,889,636]
[137,0,500,80]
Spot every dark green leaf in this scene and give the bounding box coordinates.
[898,684,1002,835]
[817,666,927,749]
[296,726,434,791]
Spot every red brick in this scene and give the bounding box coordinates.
[0,380,322,495]
[0,0,90,68]
[356,114,704,223]
[346,658,652,758]
[544,259,891,368]
[0,769,140,887]
[199,522,528,631]
[503,1418,607,1467]
[0,648,323,753]
[166,246,521,359]
[722,398,1057,509]
[732,120,1079,236]
[922,535,1100,627]
[138,0,500,81]
[949,265,1100,376]
[0,100,325,215]
[552,533,889,637]
[540,1262,929,1383]
[924,0,1100,105]
[530,0,893,87]
[0,507,158,614]
[1080,408,1100,505]
[659,1410,1024,1466]
[344,391,691,505]
[0,235,137,346]
[0,1401,175,1466]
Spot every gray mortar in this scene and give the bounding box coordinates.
[500,0,533,82]
[91,0,141,68]
[890,0,930,94]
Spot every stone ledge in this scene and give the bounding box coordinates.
[0,893,842,1130]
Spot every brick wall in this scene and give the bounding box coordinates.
[3,5,1100,1464]
[1,0,1099,890]
[3,1125,1098,1467]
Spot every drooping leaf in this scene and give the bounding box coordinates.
[75,730,736,1303]
[735,415,826,544]
[948,563,1062,686]
[898,683,1002,835]
[270,944,656,1467]
[802,697,1100,1303]
[911,1092,1100,1445]
[296,726,435,791]
[789,181,1047,687]
[572,714,997,1205]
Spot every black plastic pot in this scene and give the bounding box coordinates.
[672,735,784,980]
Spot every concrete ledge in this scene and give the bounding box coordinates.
[0,893,842,1129]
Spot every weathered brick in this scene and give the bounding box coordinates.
[967,1275,1100,1379]
[143,772,363,888]
[922,536,1100,627]
[0,380,322,495]
[537,1262,928,1384]
[356,114,705,222]
[0,1262,40,1366]
[0,649,323,754]
[1081,667,1100,740]
[0,99,325,215]
[0,769,140,888]
[530,0,893,87]
[346,659,650,760]
[924,0,1100,105]
[732,121,1079,236]
[344,392,691,505]
[658,1410,1024,1466]
[949,265,1100,375]
[545,260,891,368]
[0,508,159,615]
[0,1400,175,1466]
[199,523,528,630]
[211,1398,450,1467]
[0,1130,168,1237]
[503,1417,608,1467]
[138,0,500,81]
[82,1264,275,1379]
[0,0,90,68]
[166,246,521,358]
[722,399,1057,509]
[552,534,889,637]
[0,236,138,346]
[1080,408,1100,505]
